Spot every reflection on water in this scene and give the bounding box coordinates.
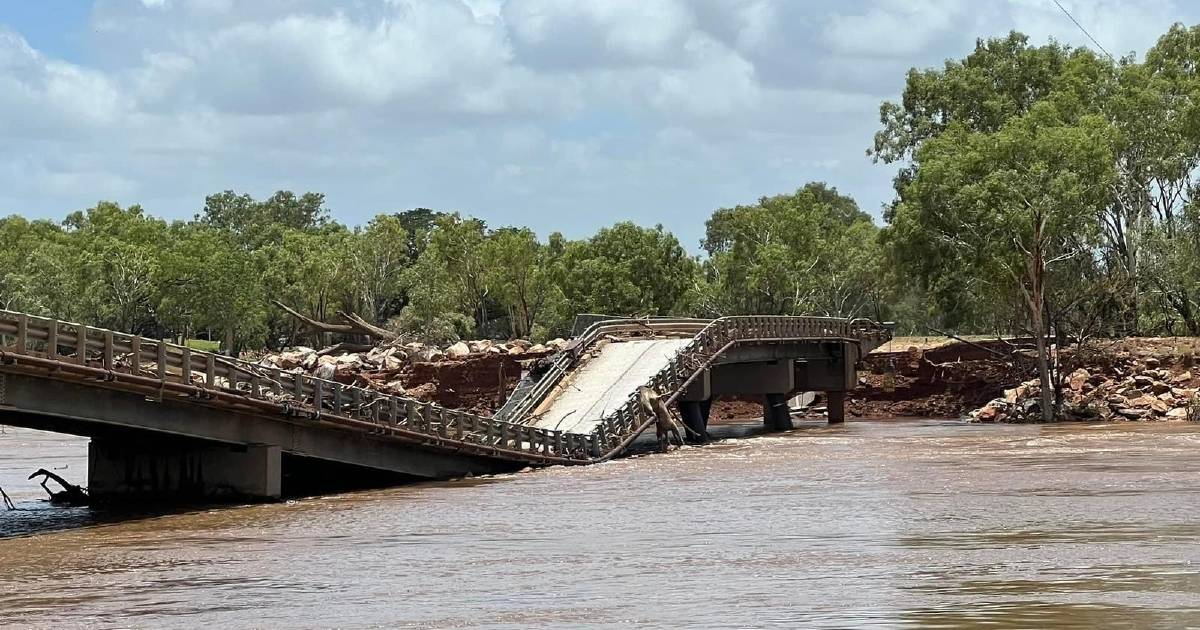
[2,421,1200,628]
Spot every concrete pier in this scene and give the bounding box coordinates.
[89,439,282,502]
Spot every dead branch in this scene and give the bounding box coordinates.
[273,300,396,341]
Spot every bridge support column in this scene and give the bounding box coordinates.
[763,393,794,431]
[89,439,281,503]
[826,391,846,424]
[677,399,709,444]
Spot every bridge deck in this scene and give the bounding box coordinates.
[528,338,690,434]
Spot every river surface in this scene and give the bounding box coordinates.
[1,420,1199,629]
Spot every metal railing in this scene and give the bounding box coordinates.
[0,310,891,465]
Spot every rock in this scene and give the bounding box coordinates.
[446,342,471,358]
[410,347,444,364]
[546,338,567,350]
[1152,381,1172,395]
[977,404,1001,422]
[507,345,526,355]
[1106,394,1129,407]
[1171,388,1196,400]
[382,355,404,371]
[1167,407,1190,419]
[1116,407,1149,419]
[1004,387,1019,404]
[335,353,362,366]
[301,352,318,370]
[314,362,336,381]
[1068,369,1089,392]
[1128,394,1157,410]
[486,346,504,354]
[528,344,547,353]
[468,340,492,354]
[1133,375,1155,389]
[1145,357,1161,368]
[510,339,532,349]
[1172,371,1193,385]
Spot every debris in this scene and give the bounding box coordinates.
[28,469,88,506]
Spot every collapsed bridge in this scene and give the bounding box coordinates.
[0,310,891,502]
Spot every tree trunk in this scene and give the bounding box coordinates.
[224,326,235,358]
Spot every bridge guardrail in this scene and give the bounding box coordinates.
[0,310,891,465]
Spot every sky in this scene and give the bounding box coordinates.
[0,0,1196,249]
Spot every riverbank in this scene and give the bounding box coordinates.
[822,337,1200,423]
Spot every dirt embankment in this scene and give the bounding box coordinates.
[851,337,1199,421]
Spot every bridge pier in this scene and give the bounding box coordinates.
[763,393,794,431]
[826,391,846,424]
[88,439,282,503]
[677,399,710,444]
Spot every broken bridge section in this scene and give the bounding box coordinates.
[527,338,691,434]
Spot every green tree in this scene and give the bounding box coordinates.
[890,102,1116,420]
[561,222,697,317]
[700,183,882,318]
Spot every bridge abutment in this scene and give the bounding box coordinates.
[89,439,282,503]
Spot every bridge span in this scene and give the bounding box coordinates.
[0,310,890,502]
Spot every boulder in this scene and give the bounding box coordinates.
[446,342,471,358]
[1128,394,1158,410]
[468,340,492,354]
[1115,407,1149,419]
[314,362,336,381]
[1068,369,1089,392]
[510,339,532,349]
[507,345,526,355]
[546,338,567,350]
[382,355,404,371]
[976,404,1001,422]
[1152,381,1172,395]
[1133,375,1155,389]
[1172,371,1193,385]
[1167,407,1190,420]
[410,347,444,364]
[528,344,547,353]
[486,346,504,354]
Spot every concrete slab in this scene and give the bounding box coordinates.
[529,338,690,434]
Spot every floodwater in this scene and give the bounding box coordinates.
[1,420,1199,629]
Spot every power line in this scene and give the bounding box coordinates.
[1049,0,1115,61]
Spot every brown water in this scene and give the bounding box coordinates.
[1,420,1199,629]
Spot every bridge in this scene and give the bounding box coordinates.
[0,310,891,502]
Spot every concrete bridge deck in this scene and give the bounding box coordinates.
[0,310,891,503]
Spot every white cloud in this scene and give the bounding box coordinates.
[1,0,1199,247]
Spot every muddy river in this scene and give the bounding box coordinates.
[1,420,1199,628]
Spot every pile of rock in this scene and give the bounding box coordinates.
[972,359,1199,422]
[254,337,567,397]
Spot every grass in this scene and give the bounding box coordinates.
[183,338,221,352]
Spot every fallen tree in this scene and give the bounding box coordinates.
[272,300,397,342]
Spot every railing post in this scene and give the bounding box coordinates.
[389,397,399,425]
[47,319,58,360]
[331,383,342,414]
[312,379,323,414]
[293,371,305,399]
[14,313,27,354]
[128,335,140,375]
[155,341,166,380]
[180,346,192,384]
[102,331,114,370]
[75,325,88,365]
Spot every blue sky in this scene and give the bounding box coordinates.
[0,0,1195,249]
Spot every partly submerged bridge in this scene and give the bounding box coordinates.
[0,310,890,502]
